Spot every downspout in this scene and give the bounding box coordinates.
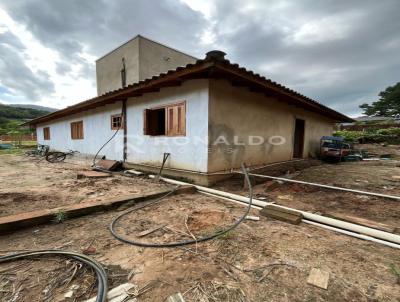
[122,99,127,162]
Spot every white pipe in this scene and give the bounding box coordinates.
[150,175,400,245]
[200,190,400,249]
[149,175,267,207]
[198,191,263,210]
[237,172,400,201]
[303,220,400,249]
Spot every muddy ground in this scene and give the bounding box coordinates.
[0,152,399,301]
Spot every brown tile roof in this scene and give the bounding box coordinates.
[24,51,353,126]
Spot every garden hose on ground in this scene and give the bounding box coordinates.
[0,250,108,302]
[109,163,253,248]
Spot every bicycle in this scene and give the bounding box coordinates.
[25,144,50,157]
[46,150,80,163]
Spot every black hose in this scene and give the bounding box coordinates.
[0,250,108,302]
[92,109,124,167]
[109,163,253,248]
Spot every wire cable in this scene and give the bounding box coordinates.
[92,109,124,167]
[109,163,253,248]
[0,250,108,302]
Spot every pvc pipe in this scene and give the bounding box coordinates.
[150,175,400,245]
[303,220,400,249]
[198,191,263,210]
[201,190,400,249]
[237,172,400,201]
[149,175,267,207]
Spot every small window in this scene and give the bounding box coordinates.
[143,102,185,136]
[71,121,84,139]
[43,127,50,140]
[111,114,124,130]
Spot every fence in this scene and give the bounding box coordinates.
[0,134,37,141]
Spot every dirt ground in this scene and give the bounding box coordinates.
[0,154,169,217]
[217,161,400,228]
[0,152,399,301]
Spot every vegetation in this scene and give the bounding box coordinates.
[360,82,400,116]
[334,127,400,144]
[54,210,67,223]
[0,103,51,136]
[390,264,400,284]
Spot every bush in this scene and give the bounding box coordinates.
[334,127,400,144]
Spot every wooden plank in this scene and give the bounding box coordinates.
[137,224,166,237]
[307,268,329,289]
[77,171,111,179]
[0,188,188,234]
[325,213,396,233]
[97,159,121,171]
[259,205,302,225]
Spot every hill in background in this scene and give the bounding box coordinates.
[7,104,58,112]
[0,103,53,136]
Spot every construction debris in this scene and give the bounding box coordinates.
[245,215,260,221]
[96,159,122,171]
[84,283,136,302]
[125,169,144,176]
[307,268,330,290]
[137,224,166,237]
[259,204,303,225]
[166,292,186,302]
[77,170,111,179]
[64,284,80,301]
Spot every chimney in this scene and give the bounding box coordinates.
[205,50,227,62]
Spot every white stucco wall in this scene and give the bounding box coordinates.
[126,79,209,172]
[37,102,124,160]
[36,79,209,172]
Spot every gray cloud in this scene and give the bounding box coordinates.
[0,30,55,102]
[0,0,399,115]
[207,0,400,115]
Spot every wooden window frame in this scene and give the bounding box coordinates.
[143,101,186,137]
[70,121,84,140]
[111,114,124,130]
[43,127,50,140]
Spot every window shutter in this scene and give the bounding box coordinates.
[178,104,186,135]
[143,109,150,135]
[79,121,84,139]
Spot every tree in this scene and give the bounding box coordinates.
[359,82,400,116]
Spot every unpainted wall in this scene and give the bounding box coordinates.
[96,36,196,96]
[96,37,140,96]
[138,37,196,81]
[208,79,334,172]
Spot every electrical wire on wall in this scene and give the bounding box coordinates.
[92,107,124,167]
[109,163,253,248]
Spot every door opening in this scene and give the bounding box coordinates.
[293,119,305,158]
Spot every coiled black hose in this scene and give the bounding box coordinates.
[0,250,108,302]
[109,163,253,248]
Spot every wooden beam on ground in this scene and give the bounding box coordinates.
[259,204,303,225]
[325,213,396,233]
[0,187,192,235]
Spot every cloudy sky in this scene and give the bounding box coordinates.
[0,0,399,116]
